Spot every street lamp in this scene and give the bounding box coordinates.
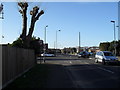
[0,3,4,19]
[44,25,48,44]
[111,20,116,56]
[78,32,80,53]
[43,25,48,63]
[56,30,61,55]
[116,25,119,41]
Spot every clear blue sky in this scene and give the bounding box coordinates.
[0,2,118,49]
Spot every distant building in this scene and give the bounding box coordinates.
[62,47,77,54]
[47,48,56,54]
[88,46,100,53]
[76,46,88,53]
[76,46,100,53]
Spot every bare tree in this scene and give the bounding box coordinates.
[18,2,44,48]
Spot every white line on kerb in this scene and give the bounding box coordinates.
[97,67,114,74]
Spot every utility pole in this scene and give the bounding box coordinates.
[79,32,80,53]
[54,41,55,49]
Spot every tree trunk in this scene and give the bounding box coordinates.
[18,2,28,40]
[25,7,44,48]
[21,10,27,40]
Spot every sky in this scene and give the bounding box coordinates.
[0,2,118,49]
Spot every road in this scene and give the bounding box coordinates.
[38,54,120,88]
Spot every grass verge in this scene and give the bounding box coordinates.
[3,64,49,89]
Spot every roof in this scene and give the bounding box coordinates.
[100,51,111,53]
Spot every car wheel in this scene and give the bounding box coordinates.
[102,59,106,65]
[95,59,98,63]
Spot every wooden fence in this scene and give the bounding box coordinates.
[2,45,35,88]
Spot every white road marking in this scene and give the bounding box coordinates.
[97,67,114,74]
[70,61,72,64]
[84,62,89,64]
[89,58,92,59]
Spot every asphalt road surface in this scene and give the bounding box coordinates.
[38,54,120,88]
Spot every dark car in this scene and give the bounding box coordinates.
[78,51,90,58]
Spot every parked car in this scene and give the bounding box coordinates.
[78,51,90,58]
[95,51,119,65]
[88,52,93,56]
[41,53,55,57]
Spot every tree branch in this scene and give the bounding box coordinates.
[35,10,44,21]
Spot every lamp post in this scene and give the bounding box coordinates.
[43,25,48,63]
[44,25,48,44]
[116,25,119,41]
[78,32,80,53]
[111,20,116,56]
[56,30,61,55]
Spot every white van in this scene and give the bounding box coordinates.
[95,51,119,65]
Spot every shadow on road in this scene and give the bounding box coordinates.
[2,63,76,89]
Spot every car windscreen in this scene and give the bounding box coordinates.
[103,52,113,56]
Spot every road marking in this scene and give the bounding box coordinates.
[84,62,89,64]
[70,61,72,64]
[89,58,92,59]
[97,67,114,74]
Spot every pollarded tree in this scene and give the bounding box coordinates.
[18,2,44,48]
[18,2,28,41]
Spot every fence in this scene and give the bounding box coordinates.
[2,45,35,88]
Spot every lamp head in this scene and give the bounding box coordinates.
[111,21,115,23]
